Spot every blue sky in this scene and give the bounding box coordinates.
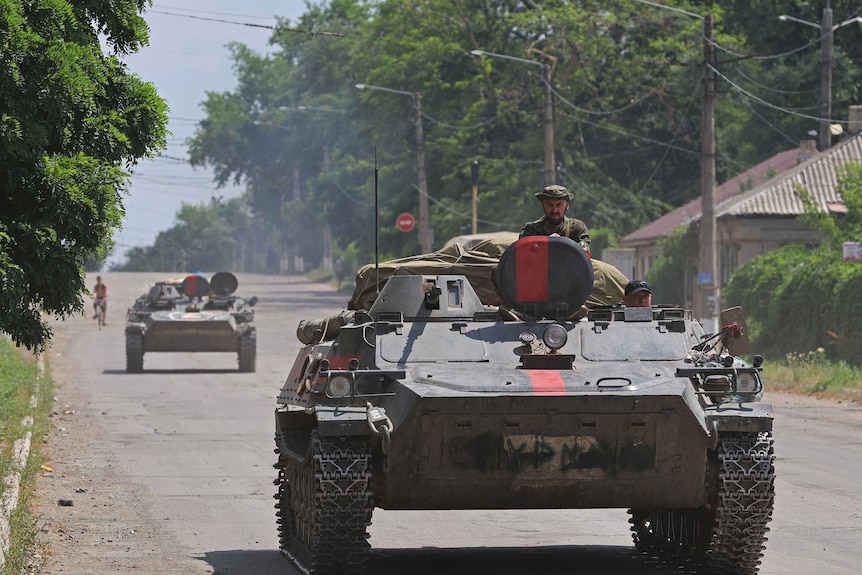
[111,1,307,266]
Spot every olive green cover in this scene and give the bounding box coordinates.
[347,234,628,311]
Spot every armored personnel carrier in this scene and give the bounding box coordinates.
[274,236,774,575]
[125,271,257,373]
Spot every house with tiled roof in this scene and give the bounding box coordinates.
[618,109,862,310]
[619,143,810,279]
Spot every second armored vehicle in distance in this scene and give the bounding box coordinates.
[274,237,774,575]
[125,271,258,373]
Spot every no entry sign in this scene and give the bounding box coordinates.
[396,213,415,232]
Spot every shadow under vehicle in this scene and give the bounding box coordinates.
[273,236,774,575]
[125,271,258,373]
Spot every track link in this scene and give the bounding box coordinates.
[275,429,373,575]
[629,430,774,574]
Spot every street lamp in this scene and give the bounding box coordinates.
[355,83,432,253]
[296,105,345,114]
[779,10,862,150]
[471,49,556,186]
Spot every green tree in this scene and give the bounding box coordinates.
[0,0,168,350]
[184,0,862,273]
[724,161,862,363]
[121,198,255,273]
[188,0,715,266]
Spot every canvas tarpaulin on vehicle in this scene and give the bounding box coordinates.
[346,234,628,311]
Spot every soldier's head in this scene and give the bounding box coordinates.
[535,185,572,226]
[623,280,652,307]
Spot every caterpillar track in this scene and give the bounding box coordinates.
[629,431,775,575]
[274,429,373,575]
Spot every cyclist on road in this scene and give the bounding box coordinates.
[92,275,108,326]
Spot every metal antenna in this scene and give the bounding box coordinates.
[374,147,380,298]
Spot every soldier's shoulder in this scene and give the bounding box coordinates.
[520,218,546,235]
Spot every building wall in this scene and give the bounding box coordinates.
[720,216,824,276]
[630,216,826,302]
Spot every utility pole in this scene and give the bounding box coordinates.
[820,6,834,151]
[698,13,719,328]
[541,64,556,185]
[779,8,862,150]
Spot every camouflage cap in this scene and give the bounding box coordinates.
[535,184,573,202]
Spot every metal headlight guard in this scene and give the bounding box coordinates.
[676,365,764,398]
[320,368,406,399]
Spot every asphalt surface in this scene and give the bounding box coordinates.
[32,271,862,575]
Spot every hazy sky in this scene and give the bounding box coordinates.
[111,0,308,266]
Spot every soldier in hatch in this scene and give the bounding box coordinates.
[519,184,591,255]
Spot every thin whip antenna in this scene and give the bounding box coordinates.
[374,147,380,298]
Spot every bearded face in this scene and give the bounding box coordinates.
[542,199,568,227]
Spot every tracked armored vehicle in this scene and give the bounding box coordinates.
[274,236,774,575]
[125,272,258,373]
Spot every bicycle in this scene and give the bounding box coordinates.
[93,296,106,330]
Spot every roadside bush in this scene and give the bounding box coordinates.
[724,242,862,365]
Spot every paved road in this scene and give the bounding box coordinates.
[34,272,862,575]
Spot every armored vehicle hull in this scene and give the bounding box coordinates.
[125,272,257,373]
[274,237,774,575]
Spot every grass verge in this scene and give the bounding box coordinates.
[0,338,53,574]
[763,350,862,403]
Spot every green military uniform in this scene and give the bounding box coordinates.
[519,184,591,251]
[519,215,590,250]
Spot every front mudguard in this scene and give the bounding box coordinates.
[705,401,773,448]
[275,405,372,438]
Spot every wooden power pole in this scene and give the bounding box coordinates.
[698,13,719,327]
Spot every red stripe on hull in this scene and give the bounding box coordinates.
[527,370,566,395]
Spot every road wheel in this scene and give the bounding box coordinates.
[126,333,144,373]
[238,332,256,372]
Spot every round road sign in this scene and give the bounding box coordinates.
[396,212,416,232]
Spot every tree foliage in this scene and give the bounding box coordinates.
[724,162,862,364]
[121,198,265,273]
[0,0,168,350]
[166,1,862,276]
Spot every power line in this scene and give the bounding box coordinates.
[709,37,816,62]
[740,99,800,147]
[556,110,699,157]
[548,82,659,117]
[732,69,820,96]
[412,184,520,228]
[713,64,852,124]
[155,4,282,21]
[147,9,346,37]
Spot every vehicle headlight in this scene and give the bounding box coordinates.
[355,374,383,395]
[326,374,352,398]
[735,372,759,394]
[542,324,568,351]
[703,375,730,394]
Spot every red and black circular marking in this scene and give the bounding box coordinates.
[181,274,210,298]
[495,236,593,319]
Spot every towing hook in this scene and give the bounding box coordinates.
[366,401,394,455]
